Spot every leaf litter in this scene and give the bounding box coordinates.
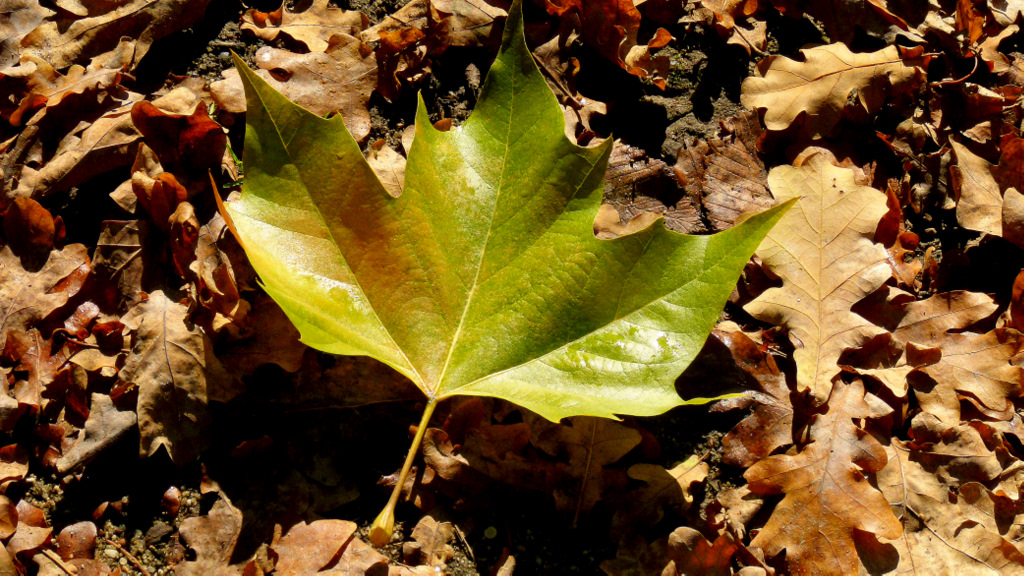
[4,0,1024,575]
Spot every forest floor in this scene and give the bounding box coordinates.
[4,0,1024,575]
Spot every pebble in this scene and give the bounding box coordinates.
[103,549,118,559]
[483,526,497,539]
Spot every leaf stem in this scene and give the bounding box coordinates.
[369,398,438,547]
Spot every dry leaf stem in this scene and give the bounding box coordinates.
[369,398,438,547]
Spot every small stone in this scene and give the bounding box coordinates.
[483,526,497,539]
[119,558,128,565]
[103,549,118,559]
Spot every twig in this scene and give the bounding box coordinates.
[102,539,151,576]
[40,549,77,575]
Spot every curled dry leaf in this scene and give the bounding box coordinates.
[241,0,368,53]
[55,521,97,561]
[745,150,890,400]
[403,514,454,568]
[19,0,211,71]
[7,500,50,558]
[130,99,227,190]
[745,379,902,576]
[542,0,671,88]
[710,328,795,467]
[0,496,15,539]
[665,527,739,576]
[741,43,922,138]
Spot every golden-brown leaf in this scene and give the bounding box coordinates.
[951,139,1003,237]
[746,379,902,576]
[241,0,368,53]
[741,43,922,138]
[745,150,890,399]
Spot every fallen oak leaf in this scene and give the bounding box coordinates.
[241,0,368,53]
[175,494,243,575]
[744,149,890,400]
[226,0,790,545]
[951,138,1003,237]
[403,514,454,568]
[665,527,738,576]
[270,520,357,574]
[0,0,53,68]
[741,43,923,139]
[212,38,376,142]
[55,393,136,474]
[745,379,902,576]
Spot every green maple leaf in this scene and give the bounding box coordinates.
[224,0,789,542]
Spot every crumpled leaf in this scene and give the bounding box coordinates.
[403,514,454,568]
[19,0,212,71]
[118,291,224,464]
[877,439,1024,574]
[0,243,89,352]
[665,527,739,576]
[745,379,902,576]
[710,328,795,467]
[543,0,671,88]
[225,2,790,422]
[745,150,890,400]
[741,43,923,139]
[241,0,368,53]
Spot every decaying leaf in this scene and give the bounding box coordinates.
[746,379,902,576]
[176,494,243,575]
[118,291,221,464]
[55,393,136,473]
[741,43,922,138]
[745,149,890,399]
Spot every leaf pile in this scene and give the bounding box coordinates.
[2,0,1024,575]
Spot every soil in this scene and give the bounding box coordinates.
[11,2,824,575]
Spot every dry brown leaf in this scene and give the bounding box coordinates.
[744,150,890,400]
[176,494,243,576]
[710,329,795,467]
[433,0,508,47]
[741,43,922,139]
[54,521,96,561]
[366,138,406,198]
[603,142,706,235]
[878,439,1024,574]
[542,0,671,88]
[211,37,376,142]
[118,291,224,464]
[673,109,772,232]
[746,379,902,576]
[241,0,368,53]
[951,139,1004,237]
[665,527,738,576]
[888,291,1019,423]
[707,485,764,540]
[909,413,1005,486]
[610,456,708,535]
[19,0,211,71]
[7,500,49,558]
[90,220,148,312]
[271,520,357,574]
[0,38,131,127]
[0,242,89,352]
[55,394,136,473]
[0,0,53,68]
[13,85,203,200]
[530,415,641,513]
[403,514,454,568]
